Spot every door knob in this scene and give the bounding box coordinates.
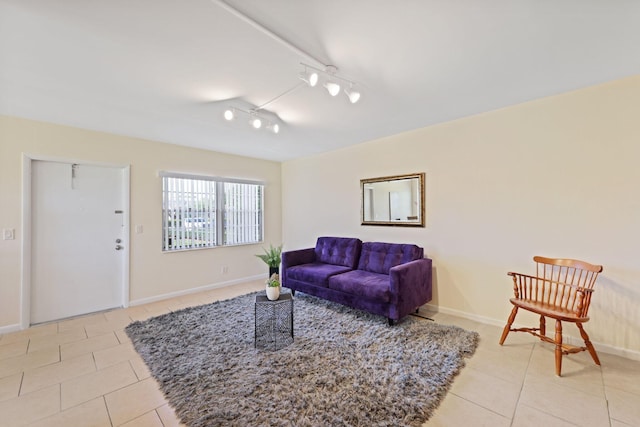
[115,245,124,250]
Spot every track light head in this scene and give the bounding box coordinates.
[324,81,341,97]
[267,122,280,134]
[299,69,318,87]
[344,86,361,104]
[223,108,235,120]
[322,65,341,96]
[250,116,262,129]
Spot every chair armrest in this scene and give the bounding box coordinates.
[508,271,593,317]
[389,258,432,306]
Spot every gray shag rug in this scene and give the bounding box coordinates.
[125,292,479,427]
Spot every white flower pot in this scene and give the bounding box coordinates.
[266,286,280,301]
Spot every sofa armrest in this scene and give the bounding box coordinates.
[281,248,316,288]
[282,248,316,270]
[389,258,433,314]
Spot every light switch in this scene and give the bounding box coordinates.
[135,225,143,234]
[3,228,15,240]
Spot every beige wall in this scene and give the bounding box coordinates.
[0,116,281,330]
[2,76,638,356]
[282,75,640,357]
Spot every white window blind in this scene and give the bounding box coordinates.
[161,173,264,251]
[223,182,263,245]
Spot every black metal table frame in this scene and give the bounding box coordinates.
[254,293,294,350]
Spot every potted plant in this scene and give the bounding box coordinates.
[256,244,282,276]
[265,273,280,301]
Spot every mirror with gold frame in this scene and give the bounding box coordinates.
[361,173,425,227]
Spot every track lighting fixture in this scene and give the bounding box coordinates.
[223,107,280,134]
[221,66,361,136]
[213,1,363,136]
[300,63,361,103]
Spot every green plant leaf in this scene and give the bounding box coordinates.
[255,244,282,268]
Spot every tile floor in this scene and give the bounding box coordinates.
[1,280,638,427]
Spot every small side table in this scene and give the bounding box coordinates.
[254,293,294,350]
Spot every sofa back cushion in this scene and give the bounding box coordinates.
[357,242,424,274]
[314,237,362,269]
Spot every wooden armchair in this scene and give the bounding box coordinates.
[499,256,603,376]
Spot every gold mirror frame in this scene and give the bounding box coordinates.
[360,173,425,227]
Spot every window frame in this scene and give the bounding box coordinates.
[160,171,264,252]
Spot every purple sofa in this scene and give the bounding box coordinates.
[281,237,433,325]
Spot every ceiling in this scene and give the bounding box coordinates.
[1,1,639,162]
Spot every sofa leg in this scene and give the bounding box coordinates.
[290,289,295,296]
[388,318,395,326]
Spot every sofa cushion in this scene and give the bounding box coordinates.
[314,237,362,269]
[286,262,353,287]
[357,242,424,275]
[328,270,391,303]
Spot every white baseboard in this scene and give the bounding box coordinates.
[129,274,264,307]
[423,303,505,328]
[563,336,640,362]
[0,277,263,334]
[423,303,640,362]
[0,323,22,335]
[4,290,639,363]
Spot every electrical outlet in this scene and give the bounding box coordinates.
[221,266,229,274]
[3,228,15,240]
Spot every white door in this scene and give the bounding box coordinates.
[31,161,125,324]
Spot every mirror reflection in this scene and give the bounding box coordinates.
[361,173,425,227]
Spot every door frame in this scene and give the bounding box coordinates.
[20,154,131,328]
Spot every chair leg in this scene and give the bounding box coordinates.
[499,306,518,345]
[539,315,546,338]
[577,323,601,366]
[555,320,563,376]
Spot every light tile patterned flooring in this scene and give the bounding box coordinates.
[1,279,639,426]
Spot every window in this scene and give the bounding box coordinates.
[161,172,263,251]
